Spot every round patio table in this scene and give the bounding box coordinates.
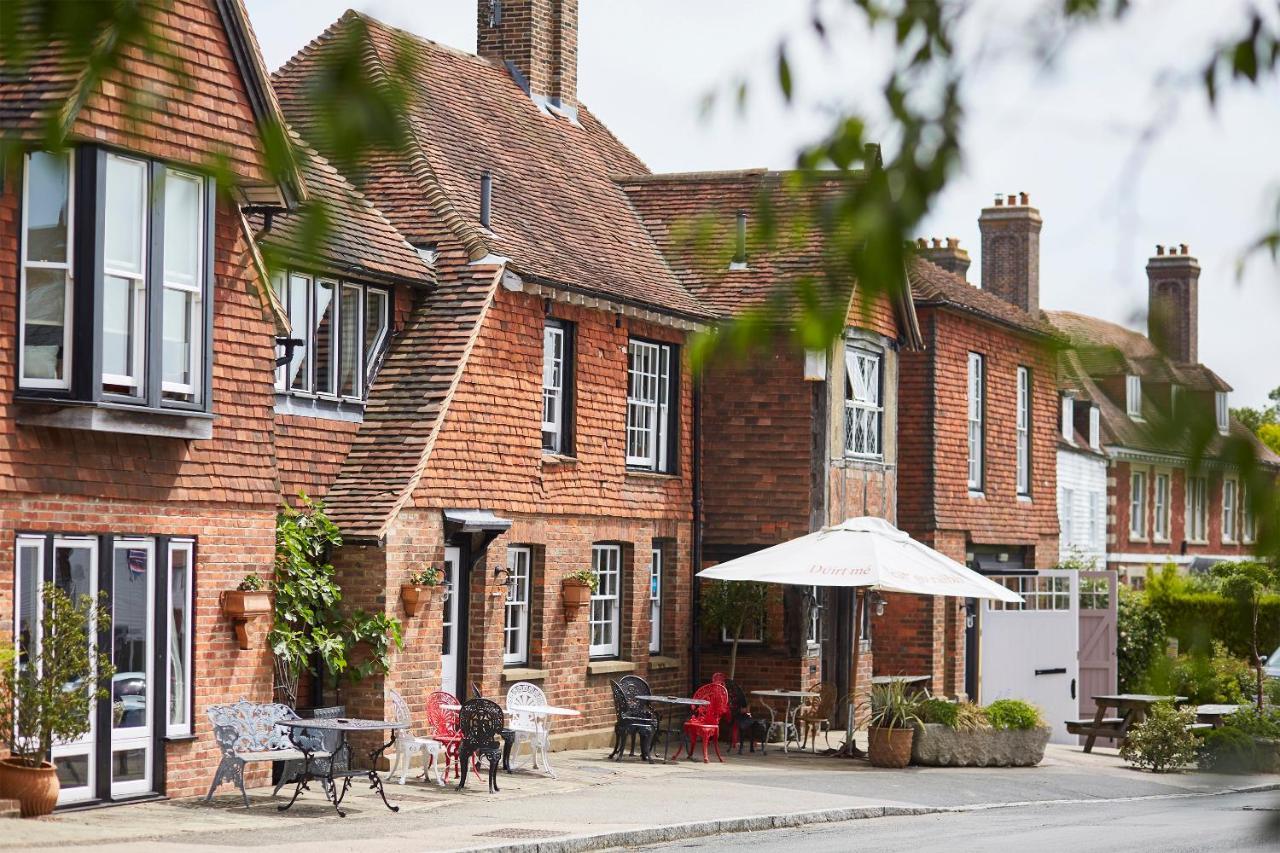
[635,695,709,762]
[750,690,818,754]
[278,717,408,817]
[500,703,580,777]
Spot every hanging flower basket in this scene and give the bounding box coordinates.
[221,581,273,650]
[400,583,442,616]
[561,576,594,614]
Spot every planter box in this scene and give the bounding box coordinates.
[220,590,273,650]
[562,579,592,612]
[911,723,1051,767]
[400,584,441,617]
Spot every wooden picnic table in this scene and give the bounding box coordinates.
[1195,704,1242,728]
[1066,693,1188,753]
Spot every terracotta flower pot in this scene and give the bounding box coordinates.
[401,583,441,616]
[0,758,60,818]
[220,590,273,650]
[868,726,915,768]
[562,578,592,612]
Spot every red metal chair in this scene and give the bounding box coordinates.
[426,690,464,783]
[672,682,730,763]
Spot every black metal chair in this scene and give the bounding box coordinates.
[616,675,660,756]
[725,680,768,753]
[457,698,505,793]
[609,680,657,763]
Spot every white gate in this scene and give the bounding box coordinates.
[978,570,1079,744]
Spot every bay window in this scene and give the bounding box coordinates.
[273,271,390,403]
[627,340,676,473]
[17,147,214,416]
[844,345,882,458]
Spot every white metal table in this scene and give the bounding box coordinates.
[751,690,817,754]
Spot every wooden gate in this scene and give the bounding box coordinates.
[1078,571,1118,723]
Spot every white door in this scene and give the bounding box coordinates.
[440,547,460,697]
[109,539,154,797]
[979,570,1080,744]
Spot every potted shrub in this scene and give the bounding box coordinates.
[867,681,922,768]
[0,587,115,817]
[401,566,443,616]
[562,568,598,612]
[912,698,1051,767]
[222,573,273,649]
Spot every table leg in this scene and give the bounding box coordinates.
[277,748,311,812]
[367,730,400,814]
[1083,702,1108,754]
[782,700,793,754]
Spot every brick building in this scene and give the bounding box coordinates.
[1047,245,1279,585]
[270,4,713,746]
[0,0,307,805]
[896,195,1062,700]
[622,170,922,719]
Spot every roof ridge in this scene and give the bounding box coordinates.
[344,8,507,70]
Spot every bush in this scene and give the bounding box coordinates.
[1146,565,1280,660]
[919,698,987,731]
[1143,641,1254,705]
[1224,705,1280,739]
[1120,702,1198,773]
[984,699,1043,731]
[1198,726,1258,773]
[1118,585,1167,693]
[1266,678,1280,707]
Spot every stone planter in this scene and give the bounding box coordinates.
[0,758,60,818]
[400,583,441,617]
[911,723,1051,767]
[220,590,273,650]
[868,726,914,768]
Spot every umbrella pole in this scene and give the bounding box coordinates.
[839,588,866,758]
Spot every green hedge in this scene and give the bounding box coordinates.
[1148,590,1280,658]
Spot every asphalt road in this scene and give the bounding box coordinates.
[633,791,1280,853]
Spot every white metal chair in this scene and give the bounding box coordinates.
[388,688,444,786]
[505,681,555,777]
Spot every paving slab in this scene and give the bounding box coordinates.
[1,744,1276,852]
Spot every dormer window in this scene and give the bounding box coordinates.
[1216,392,1229,435]
[1060,394,1074,443]
[1126,375,1142,419]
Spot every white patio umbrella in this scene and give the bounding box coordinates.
[697,516,1022,754]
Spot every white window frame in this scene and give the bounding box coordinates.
[805,585,822,648]
[313,278,339,397]
[1061,487,1075,546]
[19,150,75,391]
[364,286,390,386]
[101,153,149,396]
[844,345,883,459]
[626,340,673,472]
[1016,366,1031,496]
[160,170,204,402]
[165,539,194,738]
[589,545,622,658]
[1186,476,1208,543]
[274,271,389,400]
[1126,375,1142,419]
[1242,485,1256,544]
[543,323,566,453]
[1153,471,1171,542]
[1222,478,1238,544]
[1088,491,1102,552]
[1089,405,1101,450]
[1216,392,1230,435]
[967,352,984,492]
[1129,469,1148,540]
[648,547,662,654]
[337,281,364,401]
[503,546,531,666]
[1060,394,1074,443]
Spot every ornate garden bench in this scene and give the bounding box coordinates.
[204,700,330,808]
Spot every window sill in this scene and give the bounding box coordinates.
[15,398,213,440]
[542,453,578,465]
[503,667,550,682]
[587,660,636,676]
[1152,537,1171,545]
[625,470,679,481]
[1017,494,1033,503]
[164,734,199,744]
[649,655,679,670]
[968,491,986,500]
[275,392,366,423]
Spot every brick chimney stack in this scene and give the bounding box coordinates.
[1146,243,1200,364]
[978,192,1042,314]
[916,237,971,280]
[478,0,578,112]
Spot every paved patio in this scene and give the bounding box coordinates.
[2,743,1277,852]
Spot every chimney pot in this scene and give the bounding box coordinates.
[931,238,941,248]
[1019,192,1029,205]
[1007,194,1017,206]
[1156,244,1164,256]
[947,237,959,249]
[916,238,927,249]
[1180,243,1189,255]
[994,195,1004,207]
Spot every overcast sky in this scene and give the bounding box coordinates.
[247,0,1279,408]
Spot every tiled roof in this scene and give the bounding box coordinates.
[1046,310,1278,466]
[618,170,855,318]
[272,11,710,321]
[258,135,432,287]
[322,253,502,537]
[908,257,1058,337]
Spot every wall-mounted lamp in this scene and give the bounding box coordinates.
[964,600,977,630]
[493,564,515,591]
[868,590,886,617]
